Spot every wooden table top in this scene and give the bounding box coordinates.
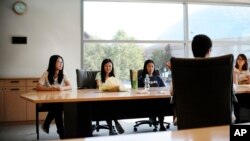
[20,87,171,103]
[21,84,250,104]
[236,84,250,94]
[59,125,229,141]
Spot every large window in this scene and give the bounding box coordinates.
[188,4,250,58]
[83,1,184,82]
[82,0,250,82]
[83,1,183,40]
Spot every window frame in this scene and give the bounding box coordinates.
[81,0,250,68]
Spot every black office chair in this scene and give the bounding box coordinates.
[171,54,233,130]
[76,69,113,132]
[129,69,170,131]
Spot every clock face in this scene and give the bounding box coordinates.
[13,1,27,15]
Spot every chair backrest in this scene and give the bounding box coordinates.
[171,54,234,130]
[129,69,160,86]
[76,69,100,89]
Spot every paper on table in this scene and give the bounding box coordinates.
[136,90,150,94]
[136,89,168,94]
[99,77,128,92]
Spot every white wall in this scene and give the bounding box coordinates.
[0,0,81,88]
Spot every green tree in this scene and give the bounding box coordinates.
[83,30,144,80]
[83,42,107,70]
[108,30,144,80]
[150,44,172,73]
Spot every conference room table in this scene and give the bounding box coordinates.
[57,125,229,141]
[236,84,250,94]
[21,87,173,139]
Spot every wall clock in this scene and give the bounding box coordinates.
[13,1,27,15]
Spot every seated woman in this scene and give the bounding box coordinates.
[36,55,72,139]
[138,59,166,131]
[95,58,124,135]
[234,54,250,85]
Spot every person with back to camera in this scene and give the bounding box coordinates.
[138,59,166,131]
[37,55,72,139]
[167,34,237,125]
[234,54,250,85]
[95,58,125,135]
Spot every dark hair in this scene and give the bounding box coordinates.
[142,59,157,78]
[47,55,64,85]
[101,59,115,83]
[235,54,248,70]
[192,34,212,57]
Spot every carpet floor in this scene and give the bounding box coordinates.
[0,117,177,141]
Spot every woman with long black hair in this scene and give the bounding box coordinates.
[36,55,71,139]
[138,59,166,131]
[234,54,250,85]
[95,58,124,135]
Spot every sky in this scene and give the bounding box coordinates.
[83,1,250,57]
[83,1,201,40]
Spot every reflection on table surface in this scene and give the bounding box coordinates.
[21,87,171,103]
[236,84,250,94]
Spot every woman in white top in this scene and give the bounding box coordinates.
[37,55,71,139]
[95,59,116,88]
[234,54,250,85]
[95,59,124,135]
